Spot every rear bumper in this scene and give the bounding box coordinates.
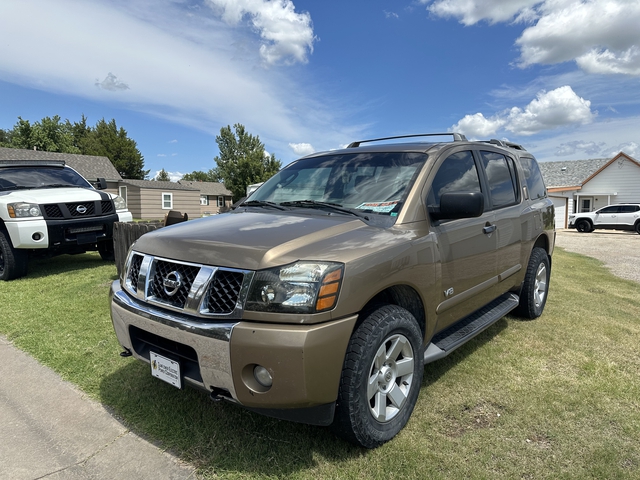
[110,280,357,425]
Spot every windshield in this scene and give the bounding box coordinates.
[0,166,93,191]
[249,152,427,217]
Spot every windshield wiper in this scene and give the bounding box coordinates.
[241,200,288,211]
[280,200,370,220]
[34,184,84,189]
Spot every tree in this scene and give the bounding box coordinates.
[155,168,170,181]
[5,116,79,153]
[80,118,149,180]
[212,124,281,201]
[181,170,217,182]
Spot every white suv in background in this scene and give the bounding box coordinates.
[0,159,132,280]
[568,204,640,234]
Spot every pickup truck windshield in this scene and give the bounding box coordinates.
[0,166,93,191]
[250,152,427,216]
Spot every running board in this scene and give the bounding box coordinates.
[423,292,519,365]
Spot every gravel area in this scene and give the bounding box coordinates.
[555,229,640,283]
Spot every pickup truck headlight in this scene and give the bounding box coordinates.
[8,202,42,218]
[113,195,127,210]
[246,261,344,313]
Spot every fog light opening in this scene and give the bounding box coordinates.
[32,232,44,241]
[253,365,273,388]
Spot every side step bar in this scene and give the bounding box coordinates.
[423,292,519,365]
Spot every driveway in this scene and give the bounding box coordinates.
[555,229,640,283]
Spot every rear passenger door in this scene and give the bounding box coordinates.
[477,150,523,290]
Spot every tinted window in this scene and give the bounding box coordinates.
[619,205,639,213]
[519,156,546,200]
[480,151,518,209]
[0,166,92,191]
[598,206,619,214]
[427,151,481,208]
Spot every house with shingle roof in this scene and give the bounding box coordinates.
[539,152,640,228]
[177,180,233,215]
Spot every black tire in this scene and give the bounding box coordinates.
[575,219,592,233]
[98,240,115,261]
[331,305,424,448]
[635,222,640,235]
[0,230,28,281]
[514,247,550,319]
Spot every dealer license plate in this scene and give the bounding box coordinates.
[150,351,181,389]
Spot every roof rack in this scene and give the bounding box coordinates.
[484,139,526,151]
[347,133,468,148]
[0,160,66,167]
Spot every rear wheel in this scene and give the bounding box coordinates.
[515,247,550,319]
[0,231,28,281]
[331,305,424,448]
[575,219,592,233]
[98,240,115,261]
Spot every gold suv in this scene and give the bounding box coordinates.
[110,133,555,448]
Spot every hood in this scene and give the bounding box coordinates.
[133,210,414,270]
[2,187,108,203]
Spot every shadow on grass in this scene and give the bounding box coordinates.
[99,318,510,476]
[25,253,119,281]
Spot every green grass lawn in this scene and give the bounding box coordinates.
[1,249,639,479]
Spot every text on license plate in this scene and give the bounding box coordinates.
[150,351,181,389]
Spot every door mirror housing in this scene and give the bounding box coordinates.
[431,192,484,221]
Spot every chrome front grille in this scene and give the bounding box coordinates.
[123,252,253,319]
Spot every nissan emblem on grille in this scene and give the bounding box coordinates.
[162,271,182,296]
[76,205,87,214]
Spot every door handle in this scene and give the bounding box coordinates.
[483,224,496,234]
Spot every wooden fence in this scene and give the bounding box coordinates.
[113,221,163,277]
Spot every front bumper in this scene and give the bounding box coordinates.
[110,280,357,425]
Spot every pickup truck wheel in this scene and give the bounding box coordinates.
[331,305,424,448]
[575,219,592,233]
[515,247,550,319]
[97,241,115,261]
[0,231,28,281]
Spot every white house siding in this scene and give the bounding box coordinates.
[550,196,567,229]
[580,158,640,208]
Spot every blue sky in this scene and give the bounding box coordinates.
[1,0,639,180]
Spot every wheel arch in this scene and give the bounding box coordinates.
[355,284,426,339]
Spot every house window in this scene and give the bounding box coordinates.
[200,195,209,206]
[162,192,173,210]
[581,198,591,212]
[217,196,224,207]
[118,186,128,207]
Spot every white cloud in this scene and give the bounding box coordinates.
[0,0,353,159]
[288,142,315,156]
[452,86,595,137]
[384,11,399,19]
[95,72,130,91]
[426,0,640,76]
[555,140,606,156]
[601,141,640,159]
[153,170,184,182]
[206,0,315,65]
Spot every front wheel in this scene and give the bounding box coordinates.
[0,231,28,281]
[514,247,550,319]
[98,240,115,261]
[635,222,640,235]
[331,305,424,448]
[575,219,592,233]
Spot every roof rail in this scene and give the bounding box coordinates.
[484,139,526,151]
[347,132,467,148]
[0,160,66,167]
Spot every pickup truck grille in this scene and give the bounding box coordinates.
[124,252,252,318]
[42,200,115,219]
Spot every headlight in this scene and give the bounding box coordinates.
[113,195,127,210]
[246,261,344,313]
[8,202,42,218]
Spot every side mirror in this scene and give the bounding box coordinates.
[95,178,108,190]
[433,192,484,220]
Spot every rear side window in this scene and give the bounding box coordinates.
[619,205,640,213]
[480,151,518,209]
[427,151,482,209]
[519,157,547,200]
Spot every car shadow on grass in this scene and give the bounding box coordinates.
[98,317,511,476]
[25,253,118,281]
